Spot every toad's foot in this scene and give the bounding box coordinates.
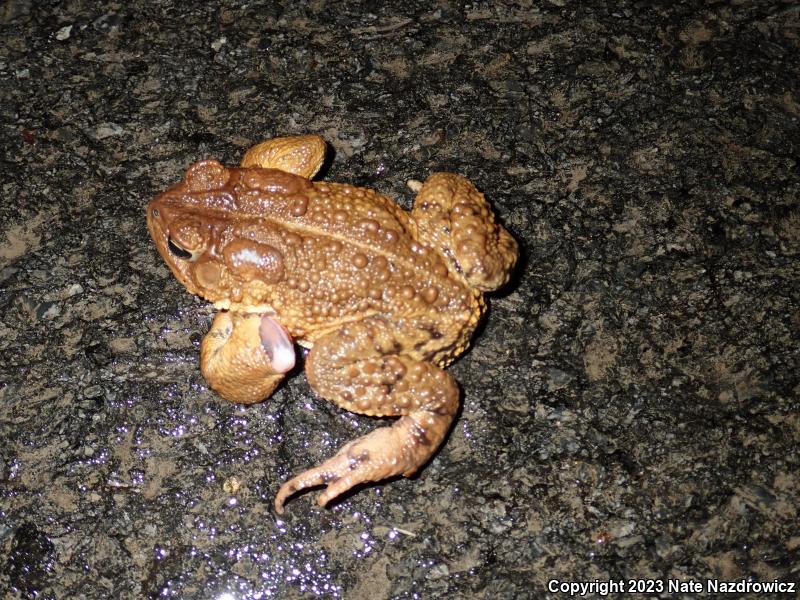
[410,172,517,291]
[275,415,442,513]
[200,312,295,404]
[274,317,459,513]
[240,135,326,179]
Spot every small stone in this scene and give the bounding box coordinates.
[94,123,125,139]
[223,476,241,494]
[37,302,61,320]
[55,25,73,40]
[66,283,84,297]
[427,563,450,579]
[84,385,104,399]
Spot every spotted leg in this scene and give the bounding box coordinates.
[409,172,518,291]
[274,317,459,513]
[200,312,296,404]
[240,135,326,179]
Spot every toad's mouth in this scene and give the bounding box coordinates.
[259,315,296,374]
[213,299,278,313]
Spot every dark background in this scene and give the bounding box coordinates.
[1,1,798,598]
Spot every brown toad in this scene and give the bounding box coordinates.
[146,135,518,512]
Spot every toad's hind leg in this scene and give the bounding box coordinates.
[409,173,518,291]
[240,135,326,179]
[274,318,459,513]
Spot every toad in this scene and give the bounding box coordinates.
[146,135,518,513]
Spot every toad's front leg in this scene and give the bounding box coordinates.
[200,312,295,404]
[274,317,459,513]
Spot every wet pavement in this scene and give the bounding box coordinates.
[1,1,799,598]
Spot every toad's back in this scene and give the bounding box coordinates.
[155,164,483,362]
[233,168,482,355]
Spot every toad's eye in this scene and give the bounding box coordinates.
[168,237,195,260]
[167,217,208,261]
